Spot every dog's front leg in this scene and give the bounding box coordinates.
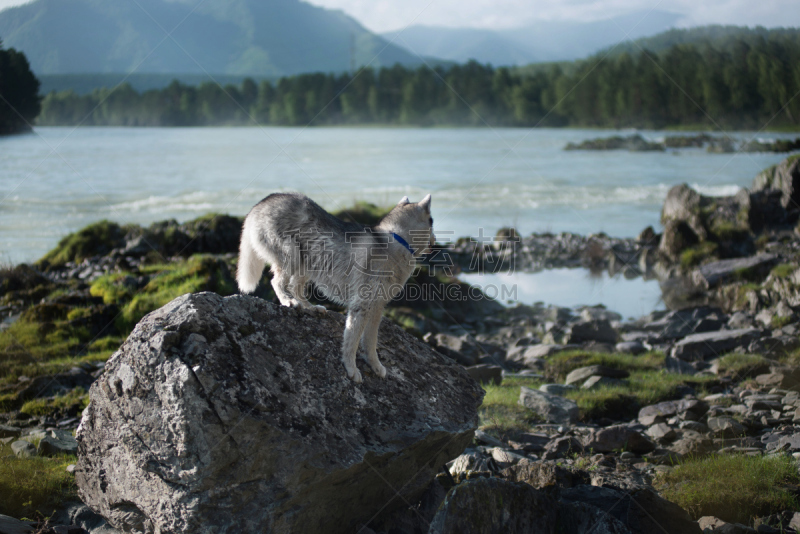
[360,305,387,378]
[342,305,369,383]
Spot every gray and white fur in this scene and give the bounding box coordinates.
[237,192,435,383]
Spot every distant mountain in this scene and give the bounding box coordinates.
[603,25,800,56]
[383,10,683,65]
[0,0,427,78]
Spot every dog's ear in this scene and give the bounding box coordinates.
[398,196,410,206]
[418,194,431,212]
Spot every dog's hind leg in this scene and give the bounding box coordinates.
[270,268,299,307]
[288,273,326,314]
[360,305,387,379]
[342,304,369,383]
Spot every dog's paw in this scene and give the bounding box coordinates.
[312,304,327,314]
[349,367,363,384]
[371,362,387,379]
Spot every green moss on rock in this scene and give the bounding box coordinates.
[37,220,128,269]
[331,201,391,226]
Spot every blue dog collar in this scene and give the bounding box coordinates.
[392,233,415,255]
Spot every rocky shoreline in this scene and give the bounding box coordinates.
[1,154,800,533]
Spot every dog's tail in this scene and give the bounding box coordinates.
[236,221,266,294]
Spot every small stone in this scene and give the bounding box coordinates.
[66,464,76,473]
[519,387,579,424]
[11,440,37,458]
[565,365,629,386]
[538,384,576,396]
[581,375,625,389]
[0,514,33,534]
[707,416,746,438]
[646,423,677,442]
[583,425,655,454]
[0,424,22,438]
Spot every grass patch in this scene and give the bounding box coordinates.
[543,350,665,382]
[20,387,89,417]
[655,454,800,524]
[771,263,796,280]
[715,353,770,379]
[480,353,716,426]
[480,377,544,439]
[0,442,77,520]
[772,315,794,329]
[680,242,718,270]
[565,370,715,421]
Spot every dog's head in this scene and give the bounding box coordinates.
[392,194,435,255]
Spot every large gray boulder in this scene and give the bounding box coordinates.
[76,292,483,534]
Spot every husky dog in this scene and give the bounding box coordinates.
[237,192,435,383]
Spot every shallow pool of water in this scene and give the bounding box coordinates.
[459,268,665,320]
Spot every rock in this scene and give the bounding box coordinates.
[0,424,21,438]
[661,184,706,237]
[752,155,800,210]
[502,459,590,489]
[0,515,33,534]
[565,365,629,386]
[38,429,78,456]
[728,311,755,329]
[430,332,481,366]
[508,433,550,453]
[488,447,526,468]
[538,384,577,396]
[580,307,622,323]
[428,477,557,534]
[465,364,502,385]
[672,329,761,361]
[564,319,618,344]
[755,370,800,391]
[707,416,746,438]
[615,341,646,354]
[646,423,677,442]
[519,387,579,424]
[560,485,702,534]
[474,428,504,447]
[693,254,779,289]
[697,516,757,533]
[506,344,564,368]
[638,399,708,424]
[664,356,697,375]
[11,439,37,458]
[583,425,655,454]
[449,452,494,475]
[669,430,714,457]
[557,501,633,534]
[542,436,585,459]
[582,376,625,389]
[76,293,483,534]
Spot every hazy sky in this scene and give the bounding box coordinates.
[0,0,798,33]
[305,0,800,33]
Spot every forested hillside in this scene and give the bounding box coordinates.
[0,40,40,135]
[37,31,800,130]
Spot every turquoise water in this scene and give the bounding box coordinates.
[0,126,794,268]
[459,270,665,320]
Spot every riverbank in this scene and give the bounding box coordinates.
[2,154,800,532]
